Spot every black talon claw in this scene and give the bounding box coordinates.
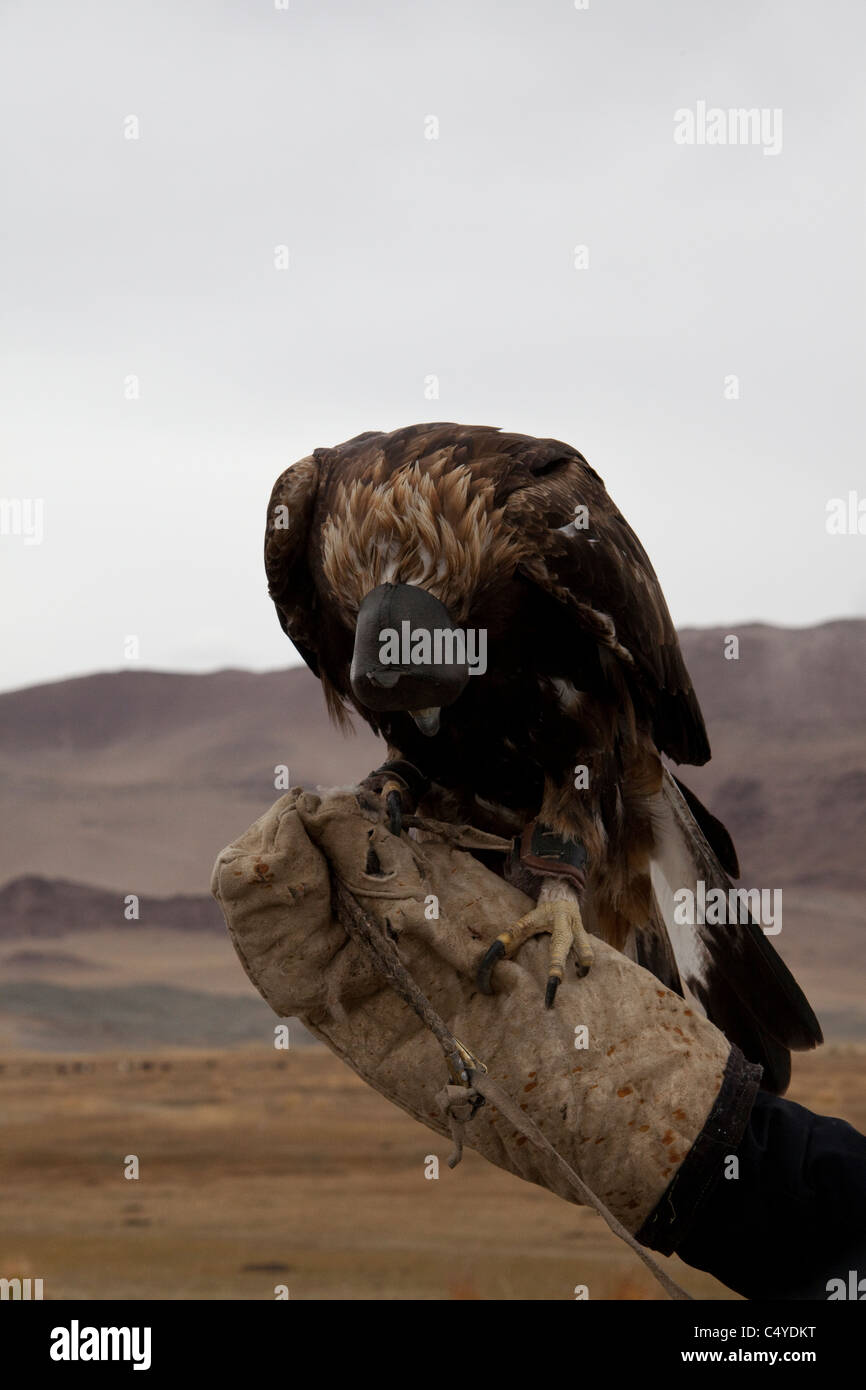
[477,938,506,995]
[545,974,562,1009]
[385,789,403,837]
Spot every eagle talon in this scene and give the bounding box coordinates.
[476,938,506,995]
[385,789,403,837]
[478,891,594,1007]
[545,972,563,1008]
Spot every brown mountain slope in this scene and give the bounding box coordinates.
[1,623,863,894]
[0,875,223,937]
[0,667,378,898]
[0,621,863,1037]
[674,621,866,890]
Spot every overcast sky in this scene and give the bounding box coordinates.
[1,0,864,693]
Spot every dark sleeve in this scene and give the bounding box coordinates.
[639,1079,866,1300]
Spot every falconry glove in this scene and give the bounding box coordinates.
[212,786,767,1294]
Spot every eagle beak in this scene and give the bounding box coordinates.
[411,707,440,737]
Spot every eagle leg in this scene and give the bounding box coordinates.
[477,881,593,1008]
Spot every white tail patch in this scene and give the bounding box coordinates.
[649,775,714,1005]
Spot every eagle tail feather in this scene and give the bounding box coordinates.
[648,771,822,1095]
[632,903,685,998]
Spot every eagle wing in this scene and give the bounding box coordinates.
[264,454,322,676]
[492,443,822,1087]
[497,444,711,766]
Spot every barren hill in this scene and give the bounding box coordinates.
[0,620,863,1042]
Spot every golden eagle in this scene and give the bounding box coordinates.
[265,422,821,1093]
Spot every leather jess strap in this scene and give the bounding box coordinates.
[374,759,432,806]
[516,820,588,892]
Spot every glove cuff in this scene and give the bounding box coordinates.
[636,1043,762,1256]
